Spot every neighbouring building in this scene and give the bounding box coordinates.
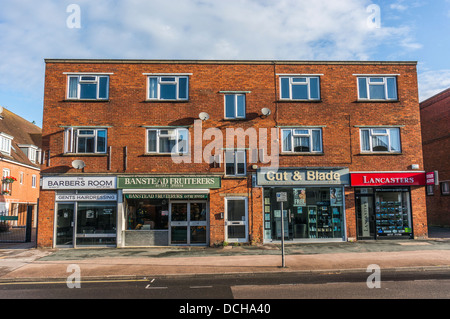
[38,59,427,248]
[420,88,450,226]
[0,106,41,239]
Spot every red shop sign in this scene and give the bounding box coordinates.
[351,172,426,186]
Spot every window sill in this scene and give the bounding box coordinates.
[64,99,110,102]
[354,100,400,103]
[142,153,190,156]
[63,153,108,157]
[223,175,247,179]
[357,152,403,156]
[277,100,322,103]
[280,152,324,156]
[143,100,190,103]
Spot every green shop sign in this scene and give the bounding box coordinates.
[118,176,221,189]
[125,194,208,200]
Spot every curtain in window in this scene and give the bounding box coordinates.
[293,136,309,152]
[282,130,292,152]
[68,77,78,98]
[371,135,389,151]
[389,128,401,152]
[361,130,370,151]
[312,130,321,152]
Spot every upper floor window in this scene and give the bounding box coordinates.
[441,182,450,196]
[148,76,189,101]
[360,127,401,153]
[67,75,109,100]
[0,132,13,155]
[281,128,323,153]
[280,76,320,101]
[147,128,189,154]
[225,150,246,176]
[357,76,397,101]
[64,127,107,154]
[18,144,41,164]
[225,94,246,119]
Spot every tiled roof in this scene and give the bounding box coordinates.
[0,107,42,169]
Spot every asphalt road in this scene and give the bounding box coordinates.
[1,268,449,300]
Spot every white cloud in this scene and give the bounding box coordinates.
[418,69,450,102]
[0,0,426,124]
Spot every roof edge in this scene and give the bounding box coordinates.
[44,59,418,65]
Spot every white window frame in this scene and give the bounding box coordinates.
[0,133,13,155]
[224,94,246,119]
[64,127,108,154]
[146,128,189,154]
[281,128,323,153]
[67,75,109,100]
[31,175,37,188]
[19,172,24,185]
[441,182,450,196]
[147,75,189,101]
[357,76,398,101]
[2,168,11,193]
[359,127,401,153]
[279,76,320,101]
[224,150,246,176]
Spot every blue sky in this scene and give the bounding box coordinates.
[0,0,449,127]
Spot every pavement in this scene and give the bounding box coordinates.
[1,226,450,282]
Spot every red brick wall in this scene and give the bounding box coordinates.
[420,89,450,226]
[40,60,427,247]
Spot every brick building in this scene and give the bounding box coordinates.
[420,88,450,226]
[38,59,427,248]
[0,107,41,235]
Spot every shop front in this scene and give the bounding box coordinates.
[117,175,221,247]
[42,176,118,248]
[351,172,426,239]
[257,167,350,242]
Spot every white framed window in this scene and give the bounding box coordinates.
[357,76,397,100]
[64,128,107,154]
[31,175,37,188]
[441,182,450,196]
[0,132,13,155]
[225,150,246,176]
[2,168,11,194]
[67,75,109,100]
[224,94,246,119]
[147,128,189,154]
[360,128,401,153]
[19,172,24,185]
[280,76,320,100]
[147,76,189,101]
[281,128,323,153]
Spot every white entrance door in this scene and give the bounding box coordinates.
[224,197,248,243]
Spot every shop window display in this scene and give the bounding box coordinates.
[264,187,344,240]
[126,199,169,230]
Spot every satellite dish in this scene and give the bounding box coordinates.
[72,160,85,169]
[199,112,210,121]
[261,108,271,116]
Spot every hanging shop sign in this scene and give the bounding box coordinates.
[257,168,350,186]
[350,172,426,187]
[124,193,208,200]
[117,176,221,189]
[42,176,116,190]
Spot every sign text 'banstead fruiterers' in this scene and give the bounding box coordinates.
[117,176,221,189]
